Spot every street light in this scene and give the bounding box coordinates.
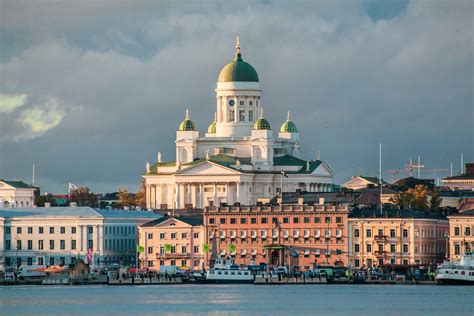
[444,232,450,260]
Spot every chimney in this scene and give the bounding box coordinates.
[319,197,325,205]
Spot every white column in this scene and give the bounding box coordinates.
[146,185,151,209]
[236,182,241,205]
[226,183,230,205]
[175,183,180,209]
[199,183,204,208]
[191,184,196,208]
[155,184,160,209]
[213,182,218,207]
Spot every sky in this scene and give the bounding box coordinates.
[0,0,472,194]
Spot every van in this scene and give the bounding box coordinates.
[17,265,46,279]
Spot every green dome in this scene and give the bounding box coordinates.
[253,117,271,130]
[218,53,259,82]
[207,113,217,133]
[178,110,196,131]
[279,111,298,133]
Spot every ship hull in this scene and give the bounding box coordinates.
[194,276,254,284]
[437,278,474,285]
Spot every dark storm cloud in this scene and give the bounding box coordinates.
[0,0,472,193]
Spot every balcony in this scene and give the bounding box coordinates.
[156,253,190,259]
[374,235,387,241]
[375,251,387,256]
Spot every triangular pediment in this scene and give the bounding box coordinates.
[176,161,241,176]
[312,162,335,177]
[153,218,192,228]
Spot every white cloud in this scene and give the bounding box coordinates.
[19,98,64,134]
[0,94,27,113]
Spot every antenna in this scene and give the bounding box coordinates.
[32,164,35,186]
[450,162,453,177]
[379,143,382,215]
[461,153,464,174]
[316,149,321,161]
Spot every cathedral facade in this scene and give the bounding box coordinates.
[143,38,335,210]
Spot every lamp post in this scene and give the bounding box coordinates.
[444,232,450,260]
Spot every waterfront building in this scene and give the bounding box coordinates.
[203,204,349,270]
[447,210,473,261]
[138,216,205,271]
[269,191,356,206]
[353,187,397,207]
[0,207,160,272]
[142,38,335,210]
[392,177,435,191]
[441,163,474,190]
[348,209,448,269]
[342,176,385,191]
[0,180,36,208]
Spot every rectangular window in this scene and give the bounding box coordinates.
[366,244,372,252]
[355,259,360,267]
[148,261,153,267]
[378,229,383,236]
[17,227,22,234]
[354,229,360,238]
[160,233,165,239]
[240,218,246,224]
[366,229,372,238]
[160,246,165,254]
[17,240,22,250]
[50,240,55,250]
[171,260,176,266]
[181,245,187,253]
[171,246,176,254]
[60,240,65,250]
[272,217,278,224]
[148,233,153,240]
[390,229,396,238]
[72,227,76,234]
[88,226,93,234]
[6,240,11,250]
[355,244,360,253]
[283,217,289,224]
[148,246,153,254]
[160,260,165,266]
[220,218,226,224]
[465,227,471,236]
[239,110,245,121]
[5,227,11,235]
[251,218,257,224]
[403,229,408,238]
[181,233,187,239]
[60,227,65,234]
[390,244,395,253]
[314,217,320,223]
[171,233,176,239]
[239,100,244,106]
[71,240,76,250]
[88,240,93,250]
[403,244,409,253]
[454,227,460,236]
[230,218,236,224]
[454,243,460,255]
[304,217,310,223]
[248,110,253,121]
[325,217,331,223]
[193,232,199,239]
[229,110,235,122]
[50,227,54,234]
[38,240,44,250]
[336,217,342,223]
[27,257,33,266]
[28,240,33,250]
[38,227,43,234]
[261,217,267,224]
[50,257,55,266]
[194,245,199,253]
[28,227,33,234]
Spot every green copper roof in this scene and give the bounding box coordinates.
[218,53,259,82]
[1,180,35,189]
[253,117,271,130]
[207,113,217,133]
[280,120,298,133]
[178,110,196,131]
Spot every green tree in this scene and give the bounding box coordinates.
[134,181,146,210]
[409,185,429,211]
[390,191,414,210]
[202,244,211,253]
[429,189,442,213]
[164,244,173,253]
[118,188,134,209]
[227,243,236,255]
[35,193,56,207]
[70,186,97,207]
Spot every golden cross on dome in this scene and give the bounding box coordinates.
[185,109,190,119]
[236,36,241,54]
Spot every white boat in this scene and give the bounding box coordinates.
[194,257,255,284]
[436,253,474,285]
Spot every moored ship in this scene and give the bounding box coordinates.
[193,257,255,284]
[436,253,474,285]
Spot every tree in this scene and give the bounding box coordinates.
[134,181,146,210]
[409,185,429,211]
[202,244,211,254]
[164,244,173,253]
[390,191,414,210]
[429,189,442,213]
[227,243,236,255]
[70,186,97,207]
[35,193,56,207]
[118,188,135,209]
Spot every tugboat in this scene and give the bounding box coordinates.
[194,257,255,284]
[436,253,474,285]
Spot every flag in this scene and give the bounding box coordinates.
[137,245,144,253]
[281,170,288,178]
[87,248,93,264]
[68,183,78,194]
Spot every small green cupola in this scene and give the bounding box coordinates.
[218,36,259,83]
[253,108,271,130]
[178,109,196,131]
[207,112,217,134]
[280,111,298,133]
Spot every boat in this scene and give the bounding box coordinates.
[193,257,255,284]
[436,253,474,285]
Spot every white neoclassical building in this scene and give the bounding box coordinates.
[143,38,335,210]
[0,180,36,208]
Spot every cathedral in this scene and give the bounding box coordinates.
[143,38,335,210]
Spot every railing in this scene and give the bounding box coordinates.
[155,253,189,259]
[374,235,387,241]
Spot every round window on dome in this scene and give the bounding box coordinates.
[229,100,235,106]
